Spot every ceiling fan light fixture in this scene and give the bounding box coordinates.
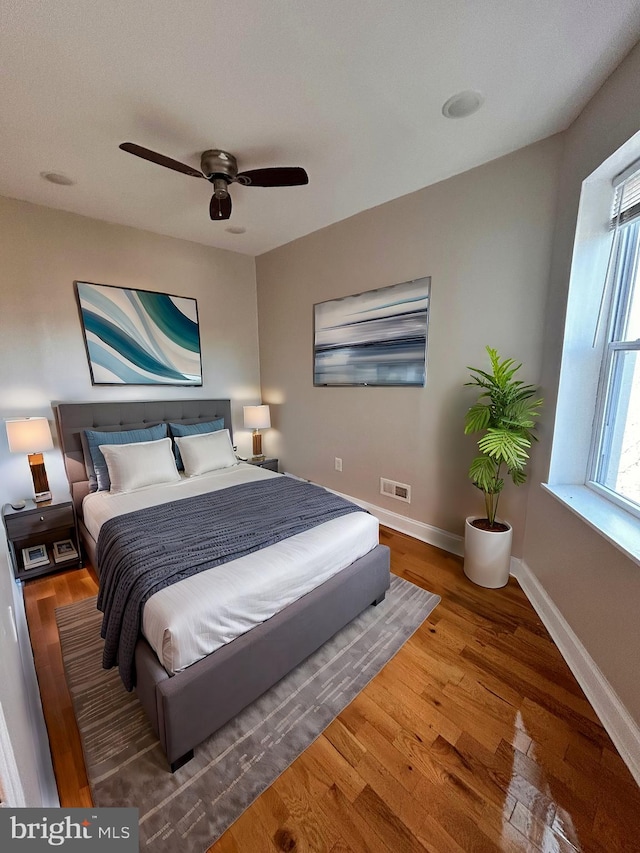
[212,177,229,199]
[119,142,309,224]
[442,90,484,119]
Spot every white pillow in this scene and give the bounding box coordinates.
[175,428,238,477]
[99,437,180,494]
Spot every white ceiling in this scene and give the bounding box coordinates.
[1,1,639,256]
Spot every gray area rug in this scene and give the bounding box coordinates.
[56,575,440,852]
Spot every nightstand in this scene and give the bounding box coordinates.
[3,495,82,581]
[247,457,279,472]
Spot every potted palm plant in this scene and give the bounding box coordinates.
[463,346,542,587]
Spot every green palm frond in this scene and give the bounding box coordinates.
[469,454,504,494]
[464,403,492,434]
[478,428,530,466]
[510,467,527,486]
[464,346,543,522]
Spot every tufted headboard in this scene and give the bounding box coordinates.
[53,399,233,513]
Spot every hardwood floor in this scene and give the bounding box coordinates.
[23,527,640,851]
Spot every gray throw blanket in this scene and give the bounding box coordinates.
[96,476,365,690]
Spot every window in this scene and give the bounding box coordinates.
[588,168,640,517]
[546,133,640,565]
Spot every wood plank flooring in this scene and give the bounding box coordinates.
[23,527,640,851]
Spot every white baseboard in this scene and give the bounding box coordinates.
[293,477,640,785]
[511,558,640,787]
[331,490,464,556]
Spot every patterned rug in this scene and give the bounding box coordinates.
[56,575,440,853]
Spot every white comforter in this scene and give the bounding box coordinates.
[83,464,378,674]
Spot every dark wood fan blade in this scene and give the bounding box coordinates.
[235,167,309,187]
[119,143,204,178]
[210,193,232,220]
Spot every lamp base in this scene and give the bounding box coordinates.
[28,452,51,499]
[252,430,264,459]
[251,455,266,462]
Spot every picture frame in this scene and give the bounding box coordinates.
[53,539,79,564]
[22,543,50,570]
[75,281,203,386]
[313,277,430,387]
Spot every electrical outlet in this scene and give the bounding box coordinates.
[335,457,343,472]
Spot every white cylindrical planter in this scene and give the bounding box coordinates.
[463,517,512,588]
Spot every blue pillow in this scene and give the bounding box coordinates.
[83,423,168,491]
[169,419,225,470]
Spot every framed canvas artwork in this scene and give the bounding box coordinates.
[75,281,203,385]
[313,277,430,386]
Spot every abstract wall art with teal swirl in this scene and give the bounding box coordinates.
[75,281,203,385]
[314,277,430,386]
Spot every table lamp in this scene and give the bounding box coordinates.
[243,405,271,461]
[6,417,54,503]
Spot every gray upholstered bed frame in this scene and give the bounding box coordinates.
[54,399,391,771]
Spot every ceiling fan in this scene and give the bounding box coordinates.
[119,142,309,221]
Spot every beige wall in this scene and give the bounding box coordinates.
[256,136,563,555]
[0,196,260,507]
[523,43,640,723]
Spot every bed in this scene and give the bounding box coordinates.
[54,399,390,771]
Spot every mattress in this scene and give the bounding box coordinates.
[83,464,378,674]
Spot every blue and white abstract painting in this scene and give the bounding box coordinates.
[76,281,202,385]
[314,277,430,386]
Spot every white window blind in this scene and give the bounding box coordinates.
[611,165,640,228]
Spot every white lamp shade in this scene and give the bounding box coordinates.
[243,405,271,430]
[6,417,54,453]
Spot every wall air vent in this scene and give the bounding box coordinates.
[380,478,411,503]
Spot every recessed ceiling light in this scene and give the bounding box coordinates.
[40,171,75,186]
[441,90,484,119]
[225,226,246,235]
